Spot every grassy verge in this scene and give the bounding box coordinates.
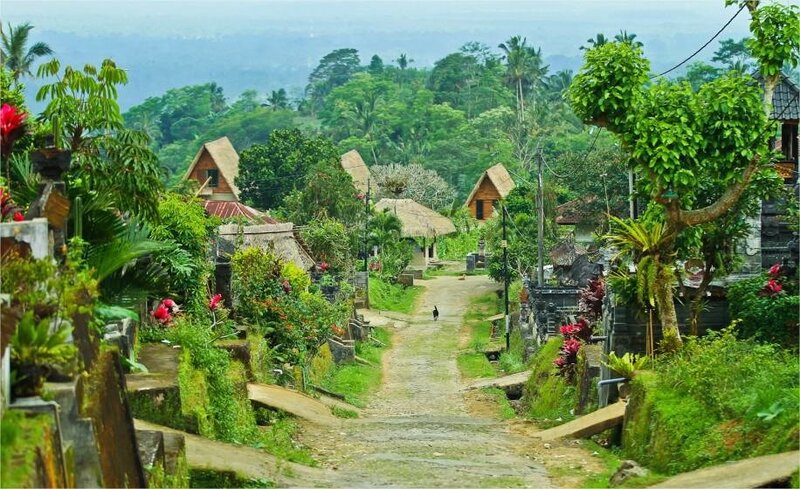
[369,276,424,314]
[457,291,501,380]
[253,408,316,466]
[522,337,579,427]
[581,441,667,488]
[321,328,391,407]
[481,387,517,420]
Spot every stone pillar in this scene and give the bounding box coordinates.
[740,207,762,275]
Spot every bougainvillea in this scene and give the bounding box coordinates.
[554,319,592,381]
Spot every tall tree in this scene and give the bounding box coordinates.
[568,1,799,349]
[267,88,289,110]
[498,36,548,118]
[580,33,609,51]
[712,37,753,72]
[614,30,643,48]
[0,22,52,82]
[306,48,361,115]
[237,129,336,210]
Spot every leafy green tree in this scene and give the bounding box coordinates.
[711,37,753,72]
[300,216,354,272]
[306,48,361,114]
[368,54,384,74]
[681,61,721,91]
[0,22,52,82]
[568,1,799,348]
[614,30,643,48]
[280,157,361,226]
[36,58,163,221]
[368,210,402,253]
[237,128,336,210]
[580,33,609,51]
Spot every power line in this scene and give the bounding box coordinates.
[650,3,747,79]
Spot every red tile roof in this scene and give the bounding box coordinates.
[203,201,277,223]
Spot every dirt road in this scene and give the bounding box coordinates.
[295,275,554,488]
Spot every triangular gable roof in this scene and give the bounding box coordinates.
[203,201,277,223]
[183,136,241,199]
[340,149,374,194]
[374,198,456,239]
[216,222,315,270]
[464,163,516,206]
[755,71,800,121]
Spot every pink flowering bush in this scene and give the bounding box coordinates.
[728,264,798,347]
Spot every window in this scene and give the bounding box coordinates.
[781,123,798,163]
[476,200,484,220]
[206,169,219,188]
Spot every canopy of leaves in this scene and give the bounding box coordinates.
[237,128,338,210]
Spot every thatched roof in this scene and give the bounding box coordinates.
[465,163,515,206]
[216,222,315,270]
[340,150,374,194]
[374,198,456,239]
[184,137,241,199]
[555,197,599,225]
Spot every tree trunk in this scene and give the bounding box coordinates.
[653,264,682,352]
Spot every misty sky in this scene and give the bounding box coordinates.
[3,1,776,110]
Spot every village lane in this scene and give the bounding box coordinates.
[295,274,554,488]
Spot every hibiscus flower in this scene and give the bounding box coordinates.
[209,293,223,311]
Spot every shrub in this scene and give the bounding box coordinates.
[727,269,799,348]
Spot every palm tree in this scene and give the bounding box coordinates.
[1,22,53,82]
[498,36,548,118]
[614,30,643,48]
[580,33,609,51]
[544,69,573,102]
[395,53,413,70]
[368,209,403,253]
[267,89,289,110]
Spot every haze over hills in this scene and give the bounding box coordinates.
[4,0,760,111]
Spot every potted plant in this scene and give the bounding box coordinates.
[10,311,76,399]
[602,351,649,399]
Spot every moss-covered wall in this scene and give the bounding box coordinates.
[0,410,64,488]
[523,337,580,424]
[81,348,146,487]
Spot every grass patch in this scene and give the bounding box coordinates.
[321,328,391,407]
[369,275,424,314]
[458,352,496,379]
[522,337,579,427]
[581,441,668,488]
[499,329,526,374]
[481,387,517,420]
[189,469,273,488]
[1,411,54,488]
[330,405,359,418]
[252,409,316,466]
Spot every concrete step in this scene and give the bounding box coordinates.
[247,382,341,426]
[534,401,626,441]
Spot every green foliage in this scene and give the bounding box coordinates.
[189,469,274,488]
[306,48,362,114]
[231,247,349,369]
[602,352,649,379]
[523,337,579,425]
[438,226,482,261]
[747,4,800,78]
[149,193,220,313]
[280,156,362,226]
[0,22,53,81]
[164,318,261,444]
[367,275,423,314]
[237,129,338,210]
[281,261,311,293]
[300,216,354,272]
[727,274,800,347]
[481,387,517,420]
[252,410,316,466]
[321,328,390,407]
[36,58,163,221]
[10,311,75,367]
[568,42,650,130]
[330,405,359,419]
[623,329,799,474]
[0,411,54,488]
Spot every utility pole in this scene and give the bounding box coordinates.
[502,203,510,352]
[537,148,545,287]
[364,178,371,306]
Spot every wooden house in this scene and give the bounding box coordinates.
[464,163,515,221]
[184,137,241,202]
[374,198,456,268]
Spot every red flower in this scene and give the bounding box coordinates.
[152,304,172,324]
[282,280,292,294]
[209,293,223,311]
[560,324,580,336]
[162,298,176,309]
[553,356,567,367]
[319,262,330,272]
[0,104,27,140]
[12,211,23,222]
[768,263,782,278]
[562,338,582,356]
[765,279,783,295]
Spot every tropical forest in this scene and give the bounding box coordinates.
[0,0,798,487]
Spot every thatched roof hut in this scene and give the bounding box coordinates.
[464,163,515,220]
[183,137,241,201]
[203,201,277,223]
[216,222,315,270]
[374,198,456,239]
[340,150,375,194]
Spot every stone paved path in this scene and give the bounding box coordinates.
[295,275,554,488]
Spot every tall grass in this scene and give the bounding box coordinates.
[368,276,424,314]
